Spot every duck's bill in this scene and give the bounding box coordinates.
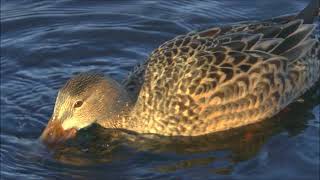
[40,119,77,145]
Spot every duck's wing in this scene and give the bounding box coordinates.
[133,3,319,135]
[122,0,318,102]
[122,61,147,100]
[123,8,317,99]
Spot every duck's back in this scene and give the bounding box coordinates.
[127,1,320,136]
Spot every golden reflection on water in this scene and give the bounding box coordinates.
[49,83,319,174]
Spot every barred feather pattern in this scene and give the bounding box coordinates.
[122,16,320,136]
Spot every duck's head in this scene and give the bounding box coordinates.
[40,73,132,145]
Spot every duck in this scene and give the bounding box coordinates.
[40,0,320,144]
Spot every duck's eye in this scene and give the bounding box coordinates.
[73,101,83,108]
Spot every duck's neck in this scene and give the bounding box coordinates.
[96,107,137,130]
[96,84,142,132]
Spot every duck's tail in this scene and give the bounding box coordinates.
[296,0,319,24]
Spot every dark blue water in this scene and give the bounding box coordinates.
[1,0,319,179]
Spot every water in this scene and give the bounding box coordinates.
[1,0,319,179]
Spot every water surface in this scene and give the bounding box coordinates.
[1,0,319,179]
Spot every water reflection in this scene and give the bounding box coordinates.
[48,83,319,174]
[2,0,319,178]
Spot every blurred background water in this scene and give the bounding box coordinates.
[1,0,319,179]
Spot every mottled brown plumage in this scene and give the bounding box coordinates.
[121,1,320,136]
[41,0,320,144]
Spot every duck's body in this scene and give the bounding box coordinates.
[41,0,320,144]
[116,3,320,136]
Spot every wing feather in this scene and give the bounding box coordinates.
[129,13,319,135]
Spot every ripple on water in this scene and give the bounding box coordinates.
[1,0,319,179]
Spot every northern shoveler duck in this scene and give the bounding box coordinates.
[41,0,320,144]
